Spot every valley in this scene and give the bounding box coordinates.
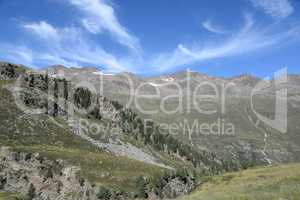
[0,62,299,199]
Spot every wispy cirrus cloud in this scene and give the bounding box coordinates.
[249,0,294,19]
[202,19,226,34]
[151,14,300,72]
[67,0,141,53]
[0,0,143,73]
[0,45,34,67]
[23,21,59,41]
[14,0,144,72]
[21,21,127,72]
[0,0,299,75]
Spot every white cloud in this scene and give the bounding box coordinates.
[1,1,298,75]
[3,0,144,73]
[0,45,34,67]
[249,0,294,19]
[23,21,59,41]
[152,14,300,72]
[202,20,226,34]
[67,0,141,53]
[21,21,127,72]
[14,13,300,74]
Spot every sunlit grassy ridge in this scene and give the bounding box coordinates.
[181,163,300,200]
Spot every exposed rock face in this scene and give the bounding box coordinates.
[0,62,27,80]
[12,71,257,172]
[0,147,99,200]
[2,61,300,199]
[161,177,195,199]
[0,147,193,200]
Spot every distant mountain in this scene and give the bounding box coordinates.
[1,61,300,199]
[228,74,260,87]
[0,62,237,199]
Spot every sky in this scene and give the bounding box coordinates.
[0,0,299,77]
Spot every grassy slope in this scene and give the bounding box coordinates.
[0,80,168,192]
[0,193,17,200]
[181,163,300,200]
[105,81,300,164]
[0,192,27,200]
[13,145,167,192]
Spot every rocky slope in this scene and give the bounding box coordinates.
[0,146,95,200]
[0,62,223,199]
[48,65,300,167]
[1,61,300,199]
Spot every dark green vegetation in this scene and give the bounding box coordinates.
[15,65,247,174]
[0,62,27,80]
[0,63,202,198]
[0,192,28,200]
[12,145,166,192]
[102,71,300,168]
[0,80,169,195]
[1,62,300,199]
[135,176,148,199]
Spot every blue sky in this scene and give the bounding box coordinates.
[0,0,299,77]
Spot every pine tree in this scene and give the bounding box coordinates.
[135,176,148,199]
[28,183,36,199]
[97,186,112,200]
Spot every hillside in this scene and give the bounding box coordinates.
[180,163,300,200]
[62,66,300,166]
[0,61,300,199]
[0,62,239,199]
[0,64,180,199]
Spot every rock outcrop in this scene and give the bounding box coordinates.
[0,146,100,200]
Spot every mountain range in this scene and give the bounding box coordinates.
[0,61,300,200]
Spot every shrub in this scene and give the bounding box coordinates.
[135,176,148,199]
[28,183,35,199]
[97,186,112,200]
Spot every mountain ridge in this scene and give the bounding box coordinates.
[1,61,300,199]
[6,61,298,82]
